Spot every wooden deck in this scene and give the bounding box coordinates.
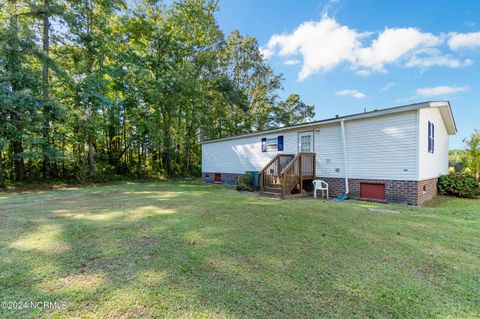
[259,152,316,199]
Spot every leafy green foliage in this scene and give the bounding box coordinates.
[438,173,480,198]
[448,149,467,172]
[0,0,315,185]
[448,130,480,178]
[235,172,256,191]
[463,130,480,179]
[272,93,315,127]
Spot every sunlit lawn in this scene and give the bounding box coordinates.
[0,181,479,318]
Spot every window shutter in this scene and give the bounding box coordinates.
[432,123,435,153]
[428,121,431,153]
[261,138,267,152]
[277,135,284,151]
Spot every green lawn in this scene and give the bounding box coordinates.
[0,181,479,318]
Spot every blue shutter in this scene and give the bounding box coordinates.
[277,135,284,151]
[261,138,267,152]
[432,123,435,153]
[427,121,431,153]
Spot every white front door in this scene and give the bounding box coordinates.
[298,131,314,152]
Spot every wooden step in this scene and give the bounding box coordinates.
[265,184,281,189]
[264,186,282,193]
[260,191,282,198]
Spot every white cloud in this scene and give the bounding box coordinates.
[448,32,480,51]
[355,69,371,77]
[335,89,366,99]
[405,49,473,68]
[284,59,300,65]
[263,16,476,80]
[355,28,442,71]
[415,85,469,97]
[266,17,360,80]
[381,82,395,91]
[396,85,469,103]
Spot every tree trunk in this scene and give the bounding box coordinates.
[62,134,66,177]
[13,140,25,181]
[88,136,96,176]
[42,0,50,178]
[137,143,142,175]
[9,0,24,182]
[0,151,4,187]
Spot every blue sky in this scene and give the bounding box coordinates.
[214,0,480,149]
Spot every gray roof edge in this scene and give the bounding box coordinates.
[201,100,454,144]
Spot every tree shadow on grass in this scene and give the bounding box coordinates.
[1,182,479,318]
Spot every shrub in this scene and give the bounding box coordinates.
[438,173,480,198]
[235,173,256,192]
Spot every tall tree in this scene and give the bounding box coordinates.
[63,0,125,177]
[0,0,315,184]
[41,0,51,176]
[0,0,42,181]
[464,130,480,179]
[272,94,315,128]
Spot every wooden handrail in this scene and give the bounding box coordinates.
[280,152,316,197]
[280,153,301,196]
[259,153,294,192]
[260,152,315,197]
[260,154,295,176]
[259,155,278,192]
[260,155,280,176]
[280,152,315,175]
[280,153,300,175]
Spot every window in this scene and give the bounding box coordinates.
[261,136,283,152]
[300,135,312,152]
[428,121,435,153]
[266,138,278,151]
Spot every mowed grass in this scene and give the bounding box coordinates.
[0,181,479,319]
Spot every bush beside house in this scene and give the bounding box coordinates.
[235,173,257,192]
[438,173,480,198]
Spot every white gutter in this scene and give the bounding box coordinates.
[340,120,349,194]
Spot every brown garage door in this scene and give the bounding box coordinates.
[360,183,385,201]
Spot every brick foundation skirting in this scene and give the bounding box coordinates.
[203,172,438,205]
[202,172,244,186]
[417,178,438,204]
[317,177,438,205]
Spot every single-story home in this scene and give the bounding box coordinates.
[201,101,457,205]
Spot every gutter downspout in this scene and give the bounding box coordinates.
[340,120,349,194]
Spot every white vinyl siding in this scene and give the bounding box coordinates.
[344,111,418,180]
[315,124,345,178]
[202,107,452,181]
[418,108,449,180]
[202,131,297,174]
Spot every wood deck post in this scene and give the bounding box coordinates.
[260,172,263,192]
[313,153,316,179]
[299,153,303,192]
[277,156,281,177]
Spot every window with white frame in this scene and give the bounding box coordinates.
[300,135,312,152]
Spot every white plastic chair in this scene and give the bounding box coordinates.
[313,180,329,199]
